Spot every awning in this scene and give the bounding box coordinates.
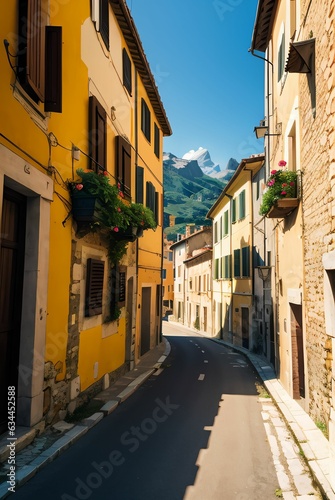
[285,39,315,73]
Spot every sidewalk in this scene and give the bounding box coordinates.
[0,338,170,499]
[195,331,335,500]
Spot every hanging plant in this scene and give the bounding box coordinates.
[68,169,157,264]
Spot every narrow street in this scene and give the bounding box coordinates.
[12,323,320,500]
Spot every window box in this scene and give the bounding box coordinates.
[71,193,101,223]
[266,198,299,218]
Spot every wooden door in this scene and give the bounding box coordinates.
[0,188,26,433]
[291,304,305,399]
[241,307,249,349]
[140,287,151,356]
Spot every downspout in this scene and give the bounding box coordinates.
[134,69,140,358]
[225,193,234,343]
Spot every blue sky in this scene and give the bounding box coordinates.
[130,0,264,169]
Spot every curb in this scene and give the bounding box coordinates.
[0,339,171,499]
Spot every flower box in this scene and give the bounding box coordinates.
[112,226,138,242]
[71,194,101,222]
[266,198,299,218]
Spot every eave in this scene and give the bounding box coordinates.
[110,0,172,136]
[206,154,265,219]
[251,0,277,52]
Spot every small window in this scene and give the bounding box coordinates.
[116,136,131,199]
[122,48,132,95]
[162,269,166,279]
[85,259,104,317]
[89,96,107,173]
[141,99,151,142]
[214,221,218,243]
[154,123,160,158]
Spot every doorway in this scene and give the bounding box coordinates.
[0,188,26,433]
[140,287,151,356]
[290,303,305,399]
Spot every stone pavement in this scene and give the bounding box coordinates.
[0,327,334,499]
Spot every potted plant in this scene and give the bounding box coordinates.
[259,161,299,217]
[69,169,157,263]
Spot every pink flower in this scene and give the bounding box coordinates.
[281,191,287,195]
[117,207,122,212]
[103,170,109,176]
[267,179,275,187]
[290,182,295,186]
[119,191,124,198]
[75,184,83,190]
[278,160,287,167]
[113,227,119,232]
[270,170,277,175]
[117,182,121,189]
[282,183,287,187]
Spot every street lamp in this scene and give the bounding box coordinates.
[257,266,272,281]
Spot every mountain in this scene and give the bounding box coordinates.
[163,151,239,241]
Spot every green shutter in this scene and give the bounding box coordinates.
[234,249,240,277]
[239,190,246,219]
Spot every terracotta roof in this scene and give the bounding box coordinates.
[110,0,172,136]
[251,0,277,52]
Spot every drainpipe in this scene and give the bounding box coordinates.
[134,69,139,360]
[225,193,234,343]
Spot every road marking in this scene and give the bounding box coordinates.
[198,374,205,381]
[204,360,208,363]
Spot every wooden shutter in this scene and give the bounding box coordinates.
[242,246,250,277]
[27,0,47,100]
[89,96,107,172]
[141,99,151,142]
[85,259,104,317]
[154,123,160,158]
[136,166,144,203]
[45,26,62,113]
[234,249,240,277]
[146,182,155,213]
[122,48,132,95]
[239,190,246,219]
[116,136,131,199]
[99,0,109,49]
[155,191,159,224]
[232,198,237,223]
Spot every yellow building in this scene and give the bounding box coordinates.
[0,0,171,432]
[207,155,264,349]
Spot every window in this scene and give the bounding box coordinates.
[89,96,106,173]
[223,210,229,236]
[146,181,157,221]
[162,269,167,279]
[278,31,285,81]
[141,99,151,142]
[234,249,240,277]
[18,1,62,112]
[122,48,132,95]
[189,278,193,290]
[116,136,131,199]
[92,0,109,49]
[239,190,246,219]
[219,216,223,240]
[242,246,250,277]
[85,259,104,317]
[154,123,160,158]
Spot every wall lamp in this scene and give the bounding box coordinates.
[257,266,272,281]
[254,123,282,139]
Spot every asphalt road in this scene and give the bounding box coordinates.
[14,324,279,500]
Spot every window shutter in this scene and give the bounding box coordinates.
[136,166,144,203]
[122,48,132,95]
[242,246,250,277]
[89,96,106,172]
[155,191,159,224]
[234,249,240,277]
[154,123,160,158]
[141,99,151,142]
[146,182,155,213]
[214,259,219,280]
[45,26,62,113]
[116,136,131,199]
[239,190,246,219]
[224,210,229,236]
[232,198,237,223]
[99,0,109,49]
[85,259,104,317]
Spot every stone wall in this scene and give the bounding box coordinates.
[300,0,335,422]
